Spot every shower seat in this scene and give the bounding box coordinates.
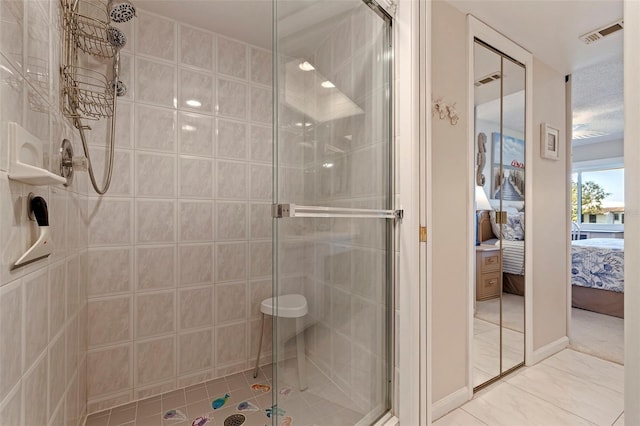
[253,294,308,391]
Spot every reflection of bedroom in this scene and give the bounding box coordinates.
[570,58,624,364]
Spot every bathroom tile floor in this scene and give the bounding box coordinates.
[436,348,625,426]
[86,361,363,426]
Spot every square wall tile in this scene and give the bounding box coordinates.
[135,11,176,61]
[179,244,213,286]
[215,282,246,324]
[0,0,24,72]
[65,316,79,383]
[48,332,66,417]
[87,148,133,197]
[0,382,21,426]
[250,86,271,124]
[136,336,175,386]
[249,280,271,318]
[179,68,213,113]
[136,199,176,243]
[250,203,271,240]
[217,37,247,79]
[216,118,247,160]
[23,352,47,426]
[250,164,272,200]
[88,198,132,246]
[216,161,247,200]
[89,99,133,149]
[178,329,212,375]
[135,152,176,197]
[135,105,177,152]
[249,125,272,163]
[215,242,247,282]
[179,201,213,242]
[0,282,21,401]
[215,202,247,241]
[178,286,213,331]
[48,261,66,339]
[250,241,272,278]
[178,112,213,157]
[23,269,48,372]
[216,78,246,119]
[180,25,213,70]
[136,291,175,338]
[88,296,131,347]
[135,57,176,107]
[215,323,246,365]
[87,345,131,398]
[88,248,132,296]
[136,246,176,291]
[250,47,271,86]
[179,157,213,198]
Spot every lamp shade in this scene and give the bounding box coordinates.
[475,186,492,211]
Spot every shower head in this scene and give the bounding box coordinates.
[111,79,127,97]
[107,0,137,23]
[106,26,127,49]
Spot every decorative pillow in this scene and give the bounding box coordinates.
[489,210,525,240]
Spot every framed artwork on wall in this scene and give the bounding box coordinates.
[491,132,525,201]
[541,123,560,160]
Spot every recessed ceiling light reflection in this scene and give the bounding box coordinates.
[299,61,315,71]
[322,162,334,168]
[186,99,202,108]
[321,81,335,89]
[181,124,196,132]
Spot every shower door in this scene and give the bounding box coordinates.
[270,1,395,424]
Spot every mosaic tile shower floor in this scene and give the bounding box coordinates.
[86,363,363,426]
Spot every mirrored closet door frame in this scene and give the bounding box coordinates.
[466,15,534,394]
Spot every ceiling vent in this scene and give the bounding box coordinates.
[580,19,624,44]
[474,72,502,87]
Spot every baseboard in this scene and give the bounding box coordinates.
[432,386,470,421]
[527,336,569,366]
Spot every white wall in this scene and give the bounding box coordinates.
[429,1,569,413]
[624,1,640,423]
[530,58,569,354]
[430,0,469,404]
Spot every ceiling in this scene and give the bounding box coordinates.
[445,0,623,74]
[447,0,624,145]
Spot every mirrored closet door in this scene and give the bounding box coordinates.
[473,39,526,390]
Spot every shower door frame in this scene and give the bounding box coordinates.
[270,0,398,424]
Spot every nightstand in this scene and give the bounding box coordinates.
[476,245,501,301]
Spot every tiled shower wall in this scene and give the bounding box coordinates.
[85,9,274,412]
[0,0,89,425]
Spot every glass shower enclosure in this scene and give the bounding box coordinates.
[269,0,395,424]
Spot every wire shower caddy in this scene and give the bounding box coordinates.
[60,0,129,193]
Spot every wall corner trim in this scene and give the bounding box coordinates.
[432,386,470,421]
[527,336,569,366]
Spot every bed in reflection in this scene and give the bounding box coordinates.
[478,210,525,293]
[571,238,624,318]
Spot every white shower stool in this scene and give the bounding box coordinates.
[253,294,308,391]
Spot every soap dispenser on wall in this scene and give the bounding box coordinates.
[12,194,54,270]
